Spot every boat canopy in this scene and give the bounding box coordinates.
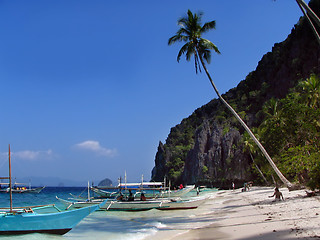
[117,182,163,187]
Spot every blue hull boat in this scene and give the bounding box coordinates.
[0,204,99,235]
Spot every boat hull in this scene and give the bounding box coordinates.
[0,228,71,235]
[103,200,162,211]
[57,197,162,211]
[157,197,206,210]
[0,205,98,235]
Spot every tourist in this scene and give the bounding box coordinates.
[140,193,146,201]
[269,187,284,201]
[128,189,134,201]
[117,193,124,201]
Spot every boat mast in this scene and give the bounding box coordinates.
[87,181,90,200]
[8,144,13,212]
[141,174,143,191]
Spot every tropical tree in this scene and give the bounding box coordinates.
[298,74,320,109]
[168,9,294,189]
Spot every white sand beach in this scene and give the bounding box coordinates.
[150,187,320,240]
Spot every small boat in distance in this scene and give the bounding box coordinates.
[0,145,100,235]
[0,184,45,193]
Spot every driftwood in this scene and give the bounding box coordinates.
[305,190,319,197]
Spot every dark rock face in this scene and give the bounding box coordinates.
[182,121,248,186]
[151,142,166,181]
[151,0,320,188]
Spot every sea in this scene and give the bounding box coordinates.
[0,187,219,240]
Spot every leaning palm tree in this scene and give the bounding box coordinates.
[168,9,294,189]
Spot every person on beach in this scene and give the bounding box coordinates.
[232,182,235,190]
[140,193,146,201]
[117,193,124,201]
[128,189,134,201]
[269,187,284,201]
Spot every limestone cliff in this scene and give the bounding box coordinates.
[151,0,320,188]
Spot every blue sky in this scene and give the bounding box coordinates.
[0,0,308,185]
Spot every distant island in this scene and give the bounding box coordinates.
[98,178,112,186]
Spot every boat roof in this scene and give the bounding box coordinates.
[118,182,163,187]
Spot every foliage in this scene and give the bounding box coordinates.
[258,74,320,188]
[202,166,208,174]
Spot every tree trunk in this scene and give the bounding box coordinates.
[249,152,269,185]
[296,0,320,45]
[198,55,294,190]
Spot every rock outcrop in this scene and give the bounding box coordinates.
[151,0,320,188]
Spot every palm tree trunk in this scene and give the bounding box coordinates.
[249,152,269,185]
[296,0,320,45]
[198,55,294,189]
[296,0,320,28]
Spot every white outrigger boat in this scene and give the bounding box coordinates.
[57,174,200,212]
[57,181,163,211]
[56,197,163,211]
[56,196,206,211]
[91,182,195,199]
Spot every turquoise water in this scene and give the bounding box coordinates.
[0,187,218,240]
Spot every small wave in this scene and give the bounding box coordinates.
[146,221,167,229]
[123,228,158,240]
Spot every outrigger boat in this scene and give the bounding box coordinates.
[0,145,100,235]
[0,185,45,194]
[91,180,195,199]
[57,174,199,212]
[56,195,206,211]
[56,197,163,211]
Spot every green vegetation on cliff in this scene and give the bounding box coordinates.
[256,74,320,189]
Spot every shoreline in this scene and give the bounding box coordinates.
[149,187,320,240]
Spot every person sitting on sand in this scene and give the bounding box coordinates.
[269,187,284,201]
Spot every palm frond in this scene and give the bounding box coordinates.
[200,39,221,54]
[177,43,190,62]
[168,34,188,45]
[202,50,211,64]
[201,20,216,33]
[185,43,195,62]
